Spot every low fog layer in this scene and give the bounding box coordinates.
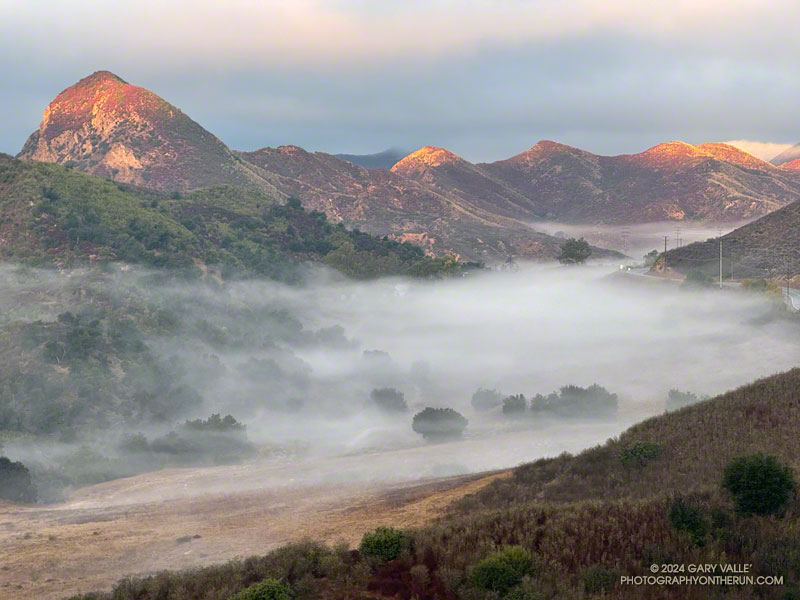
[531,221,750,258]
[2,262,798,498]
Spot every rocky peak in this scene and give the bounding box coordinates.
[390,146,465,174]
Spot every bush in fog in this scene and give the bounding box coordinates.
[412,407,468,441]
[471,546,532,595]
[0,456,37,503]
[471,387,504,412]
[722,453,795,516]
[229,578,292,600]
[183,413,245,433]
[682,269,713,288]
[665,389,705,412]
[502,394,528,416]
[557,237,592,265]
[530,384,617,419]
[118,414,255,468]
[369,387,408,413]
[619,441,663,468]
[643,249,659,266]
[359,526,407,563]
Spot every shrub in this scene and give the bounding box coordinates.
[358,526,407,563]
[502,394,528,416]
[557,237,592,264]
[682,269,712,288]
[471,387,504,412]
[530,384,617,419]
[369,388,407,413]
[582,564,617,594]
[619,441,664,467]
[412,407,468,441]
[229,579,292,600]
[471,546,532,596]
[0,456,37,503]
[722,453,795,516]
[665,389,703,412]
[668,496,708,545]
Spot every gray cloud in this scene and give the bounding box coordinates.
[2,1,800,160]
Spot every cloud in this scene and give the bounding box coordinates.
[1,0,796,70]
[723,140,796,162]
[2,1,800,159]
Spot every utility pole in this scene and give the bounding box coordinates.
[719,238,723,289]
[664,236,668,270]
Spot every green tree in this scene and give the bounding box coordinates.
[359,526,407,563]
[668,496,708,546]
[722,453,795,516]
[471,387,503,411]
[557,238,592,264]
[471,546,533,596]
[0,457,37,503]
[369,388,407,413]
[502,394,528,416]
[412,407,468,441]
[229,578,292,600]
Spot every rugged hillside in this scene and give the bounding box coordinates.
[17,71,280,195]
[480,140,800,223]
[238,145,595,262]
[0,154,461,280]
[390,146,540,220]
[659,199,800,278]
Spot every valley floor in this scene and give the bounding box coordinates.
[0,461,507,600]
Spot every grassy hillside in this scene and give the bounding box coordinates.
[0,154,467,281]
[660,200,800,280]
[67,369,800,599]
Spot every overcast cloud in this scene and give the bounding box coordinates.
[2,0,799,161]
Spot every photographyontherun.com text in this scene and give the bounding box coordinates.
[621,564,784,587]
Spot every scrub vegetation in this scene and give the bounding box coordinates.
[67,369,800,600]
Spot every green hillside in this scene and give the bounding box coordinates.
[67,369,800,599]
[0,154,466,281]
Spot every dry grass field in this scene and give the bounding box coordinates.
[0,455,508,600]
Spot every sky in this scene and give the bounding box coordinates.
[1,0,799,162]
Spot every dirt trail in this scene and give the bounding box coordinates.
[0,460,508,600]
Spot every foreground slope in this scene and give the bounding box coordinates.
[66,369,800,599]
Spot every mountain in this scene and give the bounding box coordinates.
[238,145,607,262]
[333,148,408,169]
[0,153,463,280]
[659,198,800,279]
[771,143,800,167]
[480,140,800,223]
[24,72,795,261]
[781,158,800,171]
[18,72,608,263]
[17,71,280,195]
[390,146,541,220]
